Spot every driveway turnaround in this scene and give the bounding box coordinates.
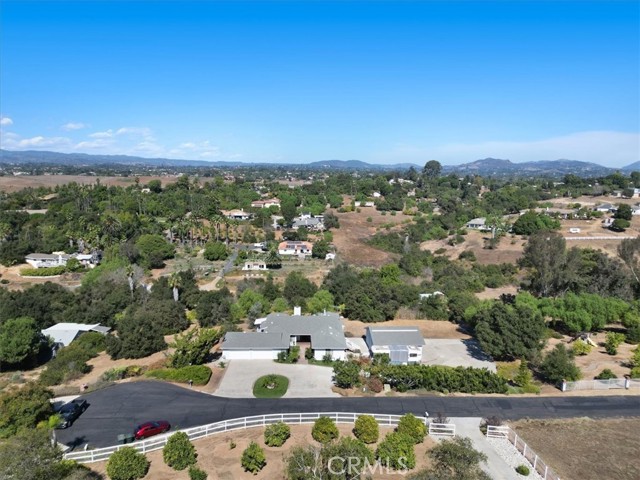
[214,360,339,398]
[56,381,640,449]
[422,339,497,372]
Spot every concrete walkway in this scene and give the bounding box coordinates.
[453,417,522,480]
[214,360,339,398]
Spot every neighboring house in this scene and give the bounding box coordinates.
[632,204,640,216]
[419,291,444,300]
[222,209,252,221]
[292,216,324,231]
[271,215,284,229]
[372,192,382,198]
[365,326,424,365]
[533,207,576,219]
[42,322,111,351]
[602,217,614,227]
[465,217,491,231]
[325,253,336,261]
[242,261,267,271]
[222,311,347,361]
[594,203,616,213]
[251,198,281,209]
[25,253,71,268]
[278,240,312,256]
[25,252,101,269]
[364,201,375,207]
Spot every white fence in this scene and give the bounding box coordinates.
[428,422,455,436]
[563,377,640,391]
[565,236,636,240]
[63,412,429,464]
[487,426,560,480]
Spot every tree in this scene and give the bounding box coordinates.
[332,360,360,388]
[0,428,73,480]
[203,241,228,261]
[311,240,329,259]
[396,413,427,444]
[512,211,560,235]
[169,327,222,368]
[106,447,150,480]
[264,421,291,447]
[415,436,489,480]
[520,231,574,297]
[540,344,581,384]
[241,441,266,474]
[264,248,282,269]
[604,332,625,355]
[280,196,298,224]
[618,237,640,286]
[473,301,546,361]
[135,299,189,335]
[423,160,442,179]
[376,432,416,470]
[322,437,374,478]
[195,290,232,327]
[514,358,533,387]
[0,383,53,438]
[169,273,181,302]
[615,204,633,221]
[135,234,175,268]
[311,416,339,443]
[0,317,42,367]
[163,432,197,470]
[610,218,630,232]
[354,414,379,444]
[283,271,317,306]
[105,309,166,359]
[306,289,335,314]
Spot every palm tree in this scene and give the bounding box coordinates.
[125,264,135,297]
[169,273,181,302]
[264,248,282,269]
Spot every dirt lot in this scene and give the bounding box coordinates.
[343,318,471,340]
[0,263,84,291]
[0,175,179,193]
[330,208,413,268]
[511,417,640,480]
[88,423,437,480]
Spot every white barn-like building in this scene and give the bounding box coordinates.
[365,326,424,364]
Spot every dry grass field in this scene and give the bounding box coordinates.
[0,174,179,193]
[511,417,640,480]
[88,423,437,480]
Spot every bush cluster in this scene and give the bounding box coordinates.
[311,417,339,443]
[276,346,300,364]
[264,422,291,447]
[396,413,427,444]
[145,365,212,385]
[39,333,106,386]
[374,364,508,394]
[20,266,68,277]
[241,441,266,474]
[106,447,149,480]
[376,432,416,470]
[102,365,145,382]
[163,432,197,470]
[353,415,379,444]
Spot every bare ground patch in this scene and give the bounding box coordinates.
[343,318,470,340]
[88,423,436,480]
[511,417,640,480]
[0,175,178,193]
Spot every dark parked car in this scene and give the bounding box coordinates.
[134,421,171,440]
[56,399,88,429]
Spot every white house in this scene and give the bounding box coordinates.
[291,216,324,231]
[465,217,491,231]
[242,261,267,271]
[222,209,252,221]
[594,203,616,213]
[251,198,281,209]
[42,322,111,350]
[365,326,424,364]
[25,253,71,269]
[632,204,640,216]
[222,311,347,361]
[278,240,312,256]
[372,192,382,198]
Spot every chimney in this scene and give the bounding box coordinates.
[293,306,302,316]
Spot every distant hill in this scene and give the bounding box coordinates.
[0,149,633,177]
[622,161,640,172]
[444,158,616,176]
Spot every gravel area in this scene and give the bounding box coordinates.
[487,437,544,479]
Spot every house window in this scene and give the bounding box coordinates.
[409,353,418,357]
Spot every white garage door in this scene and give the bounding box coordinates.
[224,349,280,360]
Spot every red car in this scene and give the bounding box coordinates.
[134,421,170,440]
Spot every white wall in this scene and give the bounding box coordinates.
[223,350,283,360]
[313,349,347,361]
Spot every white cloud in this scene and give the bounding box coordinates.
[0,116,13,126]
[61,122,88,131]
[0,133,72,150]
[89,130,114,139]
[116,127,155,140]
[74,139,114,150]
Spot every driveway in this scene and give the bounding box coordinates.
[214,360,339,398]
[422,339,497,372]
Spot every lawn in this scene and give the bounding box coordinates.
[253,374,289,398]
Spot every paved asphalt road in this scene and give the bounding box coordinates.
[56,381,640,449]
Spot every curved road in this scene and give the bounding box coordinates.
[57,381,640,449]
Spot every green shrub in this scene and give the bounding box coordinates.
[630,367,640,378]
[145,365,212,385]
[353,415,379,444]
[20,266,67,277]
[188,466,208,480]
[241,441,266,474]
[571,339,592,356]
[605,332,626,355]
[516,464,530,475]
[276,346,300,364]
[163,432,197,470]
[106,447,149,480]
[594,369,617,380]
[312,416,339,443]
[332,360,361,388]
[630,347,640,368]
[376,432,416,470]
[264,421,291,447]
[540,344,581,384]
[396,413,426,444]
[39,342,94,386]
[366,376,383,393]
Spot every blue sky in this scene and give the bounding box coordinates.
[1,1,638,166]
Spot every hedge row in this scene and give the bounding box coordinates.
[145,365,212,385]
[376,364,508,394]
[20,266,67,276]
